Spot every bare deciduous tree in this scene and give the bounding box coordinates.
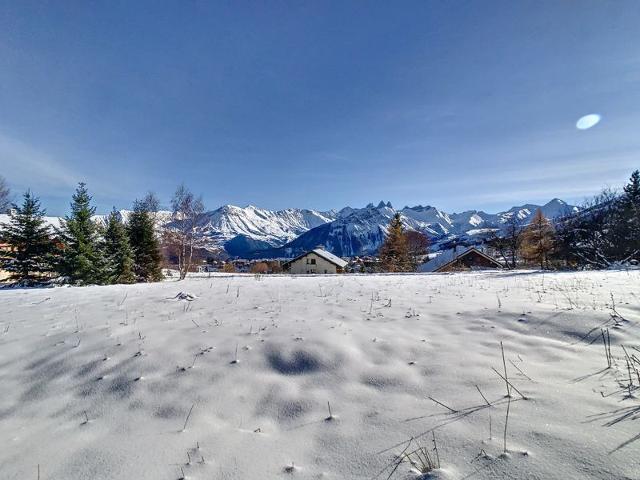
[0,175,11,212]
[222,262,236,273]
[250,262,269,274]
[168,184,205,280]
[555,189,623,268]
[503,214,523,269]
[405,230,430,270]
[488,214,523,269]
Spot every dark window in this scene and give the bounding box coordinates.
[310,258,316,265]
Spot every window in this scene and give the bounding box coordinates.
[310,258,316,265]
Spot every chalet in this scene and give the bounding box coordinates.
[419,246,502,273]
[282,247,348,274]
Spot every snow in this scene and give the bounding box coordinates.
[0,213,62,231]
[311,248,348,268]
[418,246,468,272]
[1,271,639,479]
[0,211,173,234]
[288,200,580,259]
[196,205,336,248]
[0,206,335,253]
[1,199,579,259]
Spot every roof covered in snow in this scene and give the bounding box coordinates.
[283,248,348,268]
[418,245,501,273]
[418,246,468,272]
[311,248,348,268]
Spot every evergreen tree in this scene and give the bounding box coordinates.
[59,183,106,284]
[0,191,57,284]
[551,214,578,268]
[620,170,640,259]
[103,209,136,284]
[379,213,411,272]
[128,197,163,282]
[623,170,640,204]
[520,209,556,269]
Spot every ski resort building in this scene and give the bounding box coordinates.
[282,248,348,274]
[419,246,503,273]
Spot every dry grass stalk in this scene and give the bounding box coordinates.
[428,396,458,413]
[182,403,195,432]
[475,384,491,406]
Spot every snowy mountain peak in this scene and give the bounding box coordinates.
[257,198,579,258]
[375,201,393,209]
[1,198,579,260]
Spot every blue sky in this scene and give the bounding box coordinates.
[1,1,639,216]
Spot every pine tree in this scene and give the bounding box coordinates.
[379,213,411,272]
[620,170,640,259]
[520,209,556,269]
[128,197,163,282]
[0,191,57,284]
[103,209,135,284]
[59,183,106,284]
[623,170,640,204]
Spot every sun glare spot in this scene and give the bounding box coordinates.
[576,114,601,130]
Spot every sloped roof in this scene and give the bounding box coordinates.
[311,248,348,268]
[419,246,467,272]
[283,248,348,268]
[419,246,501,273]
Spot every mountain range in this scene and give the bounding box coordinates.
[245,198,578,258]
[0,199,578,259]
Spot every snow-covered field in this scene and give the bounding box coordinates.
[1,271,639,479]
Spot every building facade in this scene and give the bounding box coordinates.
[282,248,347,274]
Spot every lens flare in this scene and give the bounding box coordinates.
[576,114,601,130]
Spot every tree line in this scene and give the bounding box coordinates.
[1,169,638,283]
[380,206,563,273]
[1,174,217,286]
[0,183,163,285]
[554,170,640,268]
[378,169,639,273]
[488,170,640,270]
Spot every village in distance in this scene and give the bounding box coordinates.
[0,171,639,479]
